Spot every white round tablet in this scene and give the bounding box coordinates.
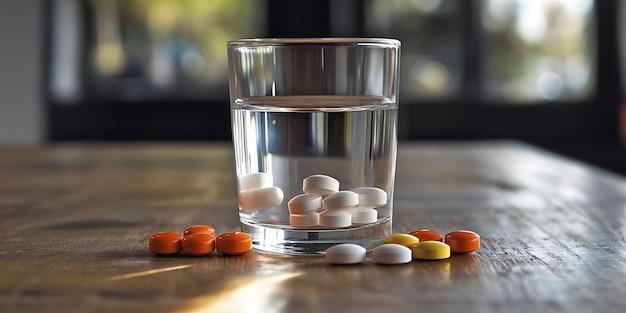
[372,244,412,265]
[325,244,366,265]
[303,175,340,196]
[289,212,319,227]
[351,187,387,207]
[319,210,352,228]
[348,207,378,224]
[288,194,323,214]
[238,172,273,191]
[238,186,284,211]
[323,191,359,211]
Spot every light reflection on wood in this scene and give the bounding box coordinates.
[176,272,302,313]
[107,264,193,281]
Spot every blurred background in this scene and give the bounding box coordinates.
[2,0,626,173]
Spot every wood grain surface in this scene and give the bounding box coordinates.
[0,141,625,313]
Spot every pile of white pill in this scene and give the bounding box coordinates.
[237,173,388,229]
[237,173,284,211]
[288,174,388,228]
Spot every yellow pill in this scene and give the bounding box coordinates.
[412,241,451,260]
[383,233,419,248]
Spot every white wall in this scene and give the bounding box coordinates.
[0,0,43,144]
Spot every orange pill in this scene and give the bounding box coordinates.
[149,231,183,255]
[408,229,443,242]
[216,231,253,255]
[184,225,215,237]
[444,230,480,254]
[182,233,216,256]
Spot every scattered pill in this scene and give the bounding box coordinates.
[288,194,323,214]
[372,244,412,265]
[383,233,420,248]
[412,241,451,260]
[216,231,253,255]
[351,187,387,207]
[323,191,359,211]
[408,229,443,242]
[238,172,273,191]
[347,207,378,224]
[325,244,366,265]
[445,230,480,254]
[303,174,340,196]
[319,210,352,228]
[149,231,183,255]
[238,186,284,211]
[290,212,320,227]
[182,233,216,256]
[184,225,215,237]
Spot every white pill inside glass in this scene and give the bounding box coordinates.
[325,244,366,265]
[238,172,273,191]
[319,210,352,228]
[323,191,359,211]
[348,207,378,224]
[372,244,413,265]
[288,194,323,214]
[351,187,387,207]
[303,175,340,196]
[238,186,284,211]
[290,212,320,228]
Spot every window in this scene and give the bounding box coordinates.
[364,0,596,103]
[50,0,266,103]
[46,0,621,148]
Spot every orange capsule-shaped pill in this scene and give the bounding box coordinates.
[184,225,215,237]
[444,230,480,254]
[182,233,216,256]
[149,231,183,255]
[216,231,252,255]
[408,229,443,242]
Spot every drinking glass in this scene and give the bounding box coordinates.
[228,38,400,254]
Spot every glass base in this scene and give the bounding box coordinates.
[240,218,391,255]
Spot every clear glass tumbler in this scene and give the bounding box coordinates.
[228,38,400,254]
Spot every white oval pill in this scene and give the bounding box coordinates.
[319,210,352,228]
[238,186,284,211]
[303,175,340,196]
[348,207,378,224]
[289,212,320,227]
[323,191,359,210]
[325,244,366,265]
[238,172,273,191]
[288,194,323,214]
[372,244,412,265]
[351,187,387,207]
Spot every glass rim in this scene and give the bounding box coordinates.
[227,38,400,48]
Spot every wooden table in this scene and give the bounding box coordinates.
[1,141,625,313]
